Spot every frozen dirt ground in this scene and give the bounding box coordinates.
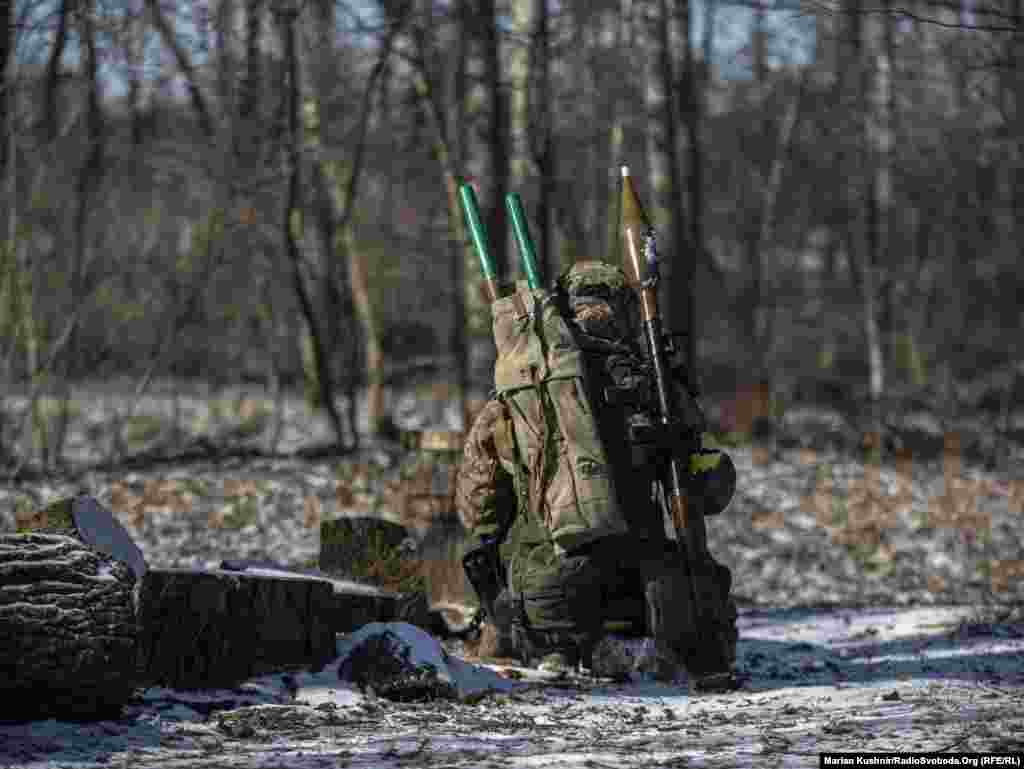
[1,383,1022,767]
[0,606,1022,768]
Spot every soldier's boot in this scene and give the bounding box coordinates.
[646,557,738,692]
[524,628,597,674]
[473,621,523,661]
[477,590,531,664]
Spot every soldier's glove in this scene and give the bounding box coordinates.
[462,536,508,628]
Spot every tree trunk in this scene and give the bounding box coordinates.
[675,0,702,377]
[347,232,386,436]
[606,0,634,267]
[650,0,687,340]
[857,0,886,404]
[302,3,404,445]
[125,1,149,146]
[241,0,264,122]
[643,1,670,240]
[1013,0,1024,244]
[752,0,767,84]
[477,0,509,281]
[408,0,480,423]
[0,0,11,170]
[532,0,554,279]
[311,0,359,446]
[42,0,70,143]
[2,16,16,385]
[52,0,106,468]
[452,0,470,427]
[701,0,714,87]
[865,0,893,403]
[309,0,358,448]
[278,6,347,447]
[509,0,533,272]
[330,8,408,439]
[215,0,236,117]
[237,0,265,163]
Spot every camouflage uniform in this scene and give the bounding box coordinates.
[456,398,672,661]
[456,262,736,671]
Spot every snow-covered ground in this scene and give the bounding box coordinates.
[2,608,1022,768]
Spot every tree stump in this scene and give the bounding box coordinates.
[136,568,337,689]
[0,533,139,721]
[320,516,409,581]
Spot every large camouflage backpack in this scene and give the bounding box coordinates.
[490,275,630,553]
[490,260,735,547]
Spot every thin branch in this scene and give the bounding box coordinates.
[336,10,409,232]
[801,0,1018,31]
[144,0,215,137]
[888,5,1015,31]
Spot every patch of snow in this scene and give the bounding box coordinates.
[289,670,365,710]
[93,561,119,581]
[236,567,398,597]
[334,621,519,701]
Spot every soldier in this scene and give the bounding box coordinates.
[455,260,738,686]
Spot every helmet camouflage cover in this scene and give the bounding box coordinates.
[557,260,637,343]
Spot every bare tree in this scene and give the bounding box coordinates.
[477,0,509,281]
[278,3,348,447]
[237,0,264,164]
[401,0,480,425]
[42,0,70,143]
[304,1,408,440]
[1010,0,1023,248]
[123,1,149,146]
[241,0,264,122]
[452,0,471,426]
[674,0,706,378]
[509,0,554,279]
[0,0,11,170]
[509,0,533,225]
[646,0,688,343]
[605,0,635,265]
[529,0,554,279]
[51,0,107,468]
[309,0,359,446]
[851,0,887,405]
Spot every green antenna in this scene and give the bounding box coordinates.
[505,192,542,290]
[458,183,501,302]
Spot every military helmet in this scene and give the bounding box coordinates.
[557,260,636,342]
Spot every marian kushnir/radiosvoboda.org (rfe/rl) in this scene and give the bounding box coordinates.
[820,753,1023,767]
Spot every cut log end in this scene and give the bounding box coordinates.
[0,533,139,722]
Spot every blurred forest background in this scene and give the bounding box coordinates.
[0,0,1021,476]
